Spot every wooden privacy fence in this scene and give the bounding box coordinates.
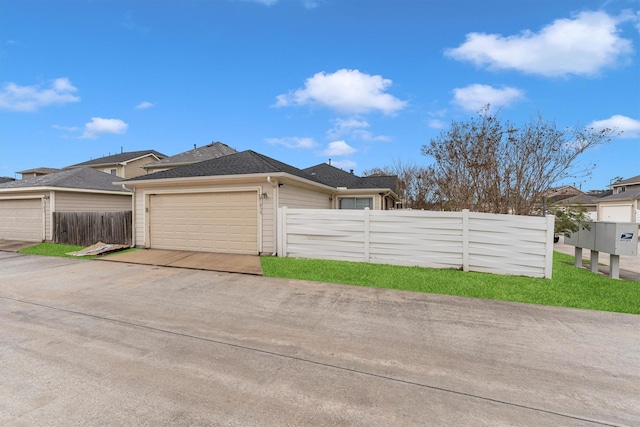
[53,211,132,246]
[277,207,555,279]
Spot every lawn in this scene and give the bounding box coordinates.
[261,252,640,315]
[18,242,137,259]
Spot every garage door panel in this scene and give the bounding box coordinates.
[0,199,43,241]
[149,192,258,254]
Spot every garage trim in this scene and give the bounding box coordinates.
[143,187,262,254]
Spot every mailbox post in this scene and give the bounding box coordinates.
[564,222,638,279]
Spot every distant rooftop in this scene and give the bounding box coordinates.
[144,142,237,170]
[66,150,167,168]
[0,167,128,193]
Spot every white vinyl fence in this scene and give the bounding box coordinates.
[277,207,555,279]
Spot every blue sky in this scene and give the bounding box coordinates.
[1,0,638,191]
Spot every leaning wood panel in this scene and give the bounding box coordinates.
[53,211,132,246]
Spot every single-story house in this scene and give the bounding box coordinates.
[122,150,398,255]
[65,150,167,179]
[0,167,131,242]
[143,141,237,174]
[597,174,640,222]
[554,193,602,221]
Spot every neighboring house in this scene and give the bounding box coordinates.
[16,167,62,179]
[554,193,600,221]
[543,185,584,203]
[0,167,131,242]
[122,150,398,255]
[65,150,167,179]
[596,175,640,222]
[143,141,237,174]
[0,177,15,184]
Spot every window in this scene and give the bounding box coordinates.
[339,197,373,210]
[109,169,117,175]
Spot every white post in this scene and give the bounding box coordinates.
[462,209,469,272]
[545,214,554,279]
[363,207,370,263]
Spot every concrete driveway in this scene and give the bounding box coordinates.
[1,252,639,426]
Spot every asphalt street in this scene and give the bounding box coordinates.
[1,252,639,426]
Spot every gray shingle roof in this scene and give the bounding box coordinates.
[66,150,167,168]
[126,152,398,192]
[0,167,129,192]
[303,163,398,190]
[144,142,237,169]
[610,174,640,187]
[555,194,601,205]
[598,187,640,201]
[125,150,325,184]
[0,177,15,184]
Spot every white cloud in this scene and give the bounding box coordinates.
[136,101,155,109]
[445,11,634,77]
[588,115,640,138]
[322,140,357,157]
[52,124,80,132]
[275,69,407,115]
[326,118,391,141]
[265,137,317,149]
[330,159,357,171]
[0,78,80,112]
[428,119,446,129]
[327,118,369,139]
[81,117,128,139]
[452,84,524,112]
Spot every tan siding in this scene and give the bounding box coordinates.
[124,157,157,179]
[55,192,132,212]
[135,190,145,246]
[278,185,332,209]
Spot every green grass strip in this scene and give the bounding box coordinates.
[261,252,640,315]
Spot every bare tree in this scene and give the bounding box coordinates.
[363,159,439,209]
[421,107,614,215]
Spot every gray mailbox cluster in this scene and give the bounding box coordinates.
[564,221,638,279]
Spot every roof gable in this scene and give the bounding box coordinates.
[0,167,129,192]
[144,142,237,169]
[125,150,323,184]
[66,150,167,168]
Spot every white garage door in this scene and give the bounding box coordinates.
[149,192,258,254]
[0,199,43,241]
[600,205,632,222]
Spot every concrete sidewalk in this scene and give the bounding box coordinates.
[554,236,640,281]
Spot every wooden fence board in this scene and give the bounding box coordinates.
[53,211,132,246]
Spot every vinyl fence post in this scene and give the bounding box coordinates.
[462,209,469,272]
[363,207,370,263]
[545,214,555,279]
